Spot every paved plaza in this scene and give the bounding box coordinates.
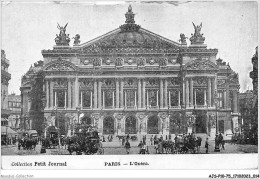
[1,139,258,155]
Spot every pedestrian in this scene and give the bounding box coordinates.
[158,141,163,154]
[205,138,210,154]
[196,137,202,153]
[122,137,126,146]
[221,140,225,150]
[142,135,146,145]
[124,140,131,154]
[18,140,21,150]
[138,141,144,154]
[150,135,154,145]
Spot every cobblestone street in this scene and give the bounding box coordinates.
[1,140,258,155]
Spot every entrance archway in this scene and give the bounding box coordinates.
[147,115,159,134]
[103,116,114,134]
[195,112,207,133]
[125,116,137,134]
[81,116,92,125]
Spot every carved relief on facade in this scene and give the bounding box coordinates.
[124,78,137,88]
[53,78,68,89]
[91,113,101,128]
[168,58,177,64]
[217,79,226,88]
[115,58,123,66]
[137,58,145,67]
[169,78,180,86]
[102,57,115,65]
[102,79,115,88]
[159,58,167,67]
[158,112,169,129]
[136,112,146,131]
[114,113,124,130]
[193,77,207,86]
[186,59,217,71]
[79,79,93,90]
[146,58,158,65]
[80,58,94,65]
[146,78,159,87]
[46,61,75,71]
[93,58,101,66]
[125,58,136,65]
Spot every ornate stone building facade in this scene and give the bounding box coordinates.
[1,50,11,121]
[41,6,240,137]
[249,46,258,143]
[20,61,44,133]
[8,93,21,130]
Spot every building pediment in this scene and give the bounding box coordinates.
[184,58,218,71]
[76,27,180,53]
[43,57,78,71]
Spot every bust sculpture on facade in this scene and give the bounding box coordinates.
[190,22,205,45]
[179,33,187,44]
[72,34,81,45]
[55,23,70,46]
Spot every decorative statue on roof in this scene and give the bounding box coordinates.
[179,33,187,44]
[190,22,205,45]
[73,34,81,45]
[120,5,140,32]
[55,23,70,46]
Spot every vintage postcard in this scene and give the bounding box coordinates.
[1,1,258,178]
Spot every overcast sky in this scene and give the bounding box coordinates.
[1,1,258,95]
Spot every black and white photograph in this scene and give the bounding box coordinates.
[1,0,258,178]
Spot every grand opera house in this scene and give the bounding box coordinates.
[21,5,240,138]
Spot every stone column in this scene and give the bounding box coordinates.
[93,80,97,109]
[233,90,238,113]
[204,89,207,106]
[142,80,146,108]
[212,77,216,106]
[138,79,142,109]
[223,90,227,108]
[71,79,76,108]
[103,91,105,109]
[116,80,119,109]
[178,90,180,106]
[160,79,163,108]
[90,91,93,109]
[68,80,71,109]
[208,78,212,107]
[54,91,57,107]
[65,91,67,108]
[164,79,168,108]
[46,80,49,109]
[98,80,102,109]
[75,77,79,108]
[226,88,230,108]
[194,89,197,106]
[190,78,193,106]
[80,91,83,108]
[185,79,189,107]
[50,80,54,108]
[182,81,185,105]
[120,80,124,108]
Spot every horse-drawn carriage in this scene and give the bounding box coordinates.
[42,126,59,149]
[67,125,104,155]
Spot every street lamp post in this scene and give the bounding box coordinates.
[76,106,81,124]
[54,106,61,149]
[214,91,220,152]
[6,124,8,145]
